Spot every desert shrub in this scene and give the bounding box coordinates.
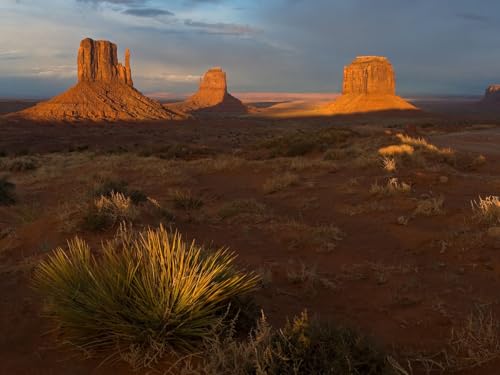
[262,128,353,158]
[414,196,445,216]
[93,179,147,205]
[471,196,500,225]
[370,178,411,196]
[218,199,267,221]
[0,156,38,172]
[263,172,299,194]
[0,177,16,205]
[172,189,203,210]
[82,192,136,230]
[186,311,392,375]
[33,225,259,368]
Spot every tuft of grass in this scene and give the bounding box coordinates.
[218,199,267,221]
[32,225,259,368]
[263,172,299,194]
[0,177,16,206]
[370,178,411,196]
[381,157,397,172]
[378,144,414,157]
[183,311,392,375]
[82,192,136,231]
[0,156,39,172]
[471,196,500,225]
[92,179,147,205]
[413,196,445,217]
[172,189,204,210]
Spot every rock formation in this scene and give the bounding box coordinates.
[481,85,500,104]
[328,56,417,114]
[12,38,185,122]
[166,67,247,114]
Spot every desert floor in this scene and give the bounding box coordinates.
[1,102,500,374]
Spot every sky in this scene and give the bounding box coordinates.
[0,0,500,98]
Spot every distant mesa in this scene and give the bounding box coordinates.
[481,84,500,105]
[166,67,247,114]
[11,38,186,122]
[327,56,418,114]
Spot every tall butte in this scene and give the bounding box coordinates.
[13,38,185,121]
[167,67,246,114]
[327,56,417,114]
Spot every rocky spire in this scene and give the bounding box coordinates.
[77,38,133,86]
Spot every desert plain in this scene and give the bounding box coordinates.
[1,26,500,375]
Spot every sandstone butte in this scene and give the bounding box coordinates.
[327,56,418,114]
[11,38,185,122]
[481,84,500,105]
[166,67,247,114]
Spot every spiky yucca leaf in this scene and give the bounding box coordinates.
[33,225,259,366]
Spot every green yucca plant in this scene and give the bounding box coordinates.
[33,224,259,367]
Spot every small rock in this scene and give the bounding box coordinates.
[439,176,449,184]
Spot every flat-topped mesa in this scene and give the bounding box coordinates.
[343,56,395,95]
[77,38,133,86]
[482,84,500,104]
[327,55,417,114]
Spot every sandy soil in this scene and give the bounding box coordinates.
[1,101,500,374]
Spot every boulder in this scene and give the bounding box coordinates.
[327,56,417,115]
[11,38,185,122]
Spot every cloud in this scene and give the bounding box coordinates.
[30,65,77,78]
[123,8,174,17]
[184,19,260,35]
[0,49,26,60]
[76,0,147,4]
[140,73,201,83]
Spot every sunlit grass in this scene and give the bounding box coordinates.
[33,224,259,367]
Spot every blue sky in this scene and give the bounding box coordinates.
[1,0,500,98]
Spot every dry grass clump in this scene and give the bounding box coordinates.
[378,144,414,157]
[218,199,267,222]
[445,307,500,370]
[381,156,397,172]
[391,307,500,374]
[413,196,445,217]
[0,177,16,206]
[83,191,137,230]
[263,172,299,194]
[271,220,344,253]
[286,262,337,290]
[171,189,204,210]
[181,311,392,375]
[33,225,259,368]
[370,178,411,196]
[471,195,500,225]
[0,156,39,172]
[396,133,455,162]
